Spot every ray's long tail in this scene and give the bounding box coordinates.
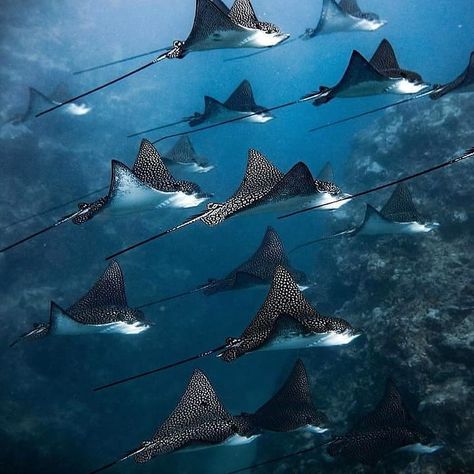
[74,47,170,75]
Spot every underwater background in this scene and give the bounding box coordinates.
[0,0,473,473]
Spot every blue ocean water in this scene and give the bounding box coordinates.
[0,1,473,473]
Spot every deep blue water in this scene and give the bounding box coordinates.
[0,1,473,473]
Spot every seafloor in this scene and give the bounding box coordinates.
[275,94,474,473]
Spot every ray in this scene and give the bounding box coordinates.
[11,261,149,347]
[73,47,170,75]
[94,266,357,391]
[152,97,300,143]
[105,148,346,259]
[92,369,258,472]
[290,184,438,252]
[301,0,386,40]
[279,147,474,219]
[36,0,289,117]
[247,359,329,433]
[128,79,273,138]
[326,379,441,465]
[304,40,430,107]
[162,135,213,172]
[137,227,306,308]
[1,140,209,254]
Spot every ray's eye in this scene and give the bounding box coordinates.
[200,400,209,407]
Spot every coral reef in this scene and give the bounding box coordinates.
[264,94,474,473]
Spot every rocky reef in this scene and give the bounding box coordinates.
[262,94,474,473]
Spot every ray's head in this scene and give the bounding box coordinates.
[321,317,361,346]
[253,22,289,47]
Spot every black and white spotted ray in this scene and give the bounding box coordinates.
[9,261,147,347]
[37,0,288,117]
[204,226,307,295]
[304,50,391,106]
[431,51,474,100]
[72,139,207,224]
[218,265,356,362]
[355,378,415,432]
[133,79,271,135]
[302,0,385,39]
[369,39,422,83]
[105,149,345,260]
[0,139,209,253]
[90,370,257,473]
[379,183,421,223]
[326,379,437,466]
[305,40,427,106]
[290,184,431,253]
[137,226,306,309]
[247,359,329,432]
[65,260,128,322]
[326,427,425,466]
[163,136,210,168]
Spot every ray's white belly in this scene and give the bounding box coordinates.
[385,79,429,95]
[52,318,149,336]
[260,330,359,351]
[359,221,434,235]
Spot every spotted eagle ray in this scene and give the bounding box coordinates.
[9,261,149,347]
[278,147,474,220]
[301,0,386,40]
[242,359,329,434]
[162,136,214,173]
[430,51,474,100]
[326,379,442,465]
[0,139,210,253]
[106,148,349,259]
[226,378,441,473]
[4,87,91,125]
[303,39,429,106]
[128,79,273,138]
[138,226,307,309]
[94,266,359,392]
[291,184,439,252]
[308,49,472,133]
[90,369,259,473]
[36,0,289,117]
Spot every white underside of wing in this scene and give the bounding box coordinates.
[52,317,149,336]
[191,28,285,51]
[260,329,359,351]
[359,220,437,235]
